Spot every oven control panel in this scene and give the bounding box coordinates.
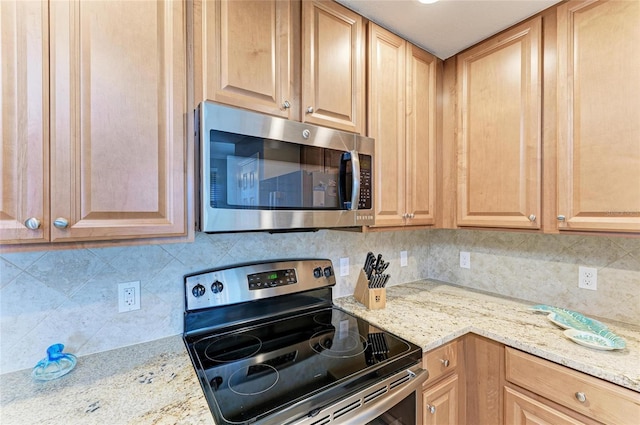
[248,269,297,290]
[184,259,335,311]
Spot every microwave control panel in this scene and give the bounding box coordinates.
[359,154,372,210]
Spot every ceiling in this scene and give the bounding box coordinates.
[335,0,561,59]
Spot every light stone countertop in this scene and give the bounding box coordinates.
[334,280,640,392]
[1,280,638,425]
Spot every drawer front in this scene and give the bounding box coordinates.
[505,347,640,424]
[423,340,458,384]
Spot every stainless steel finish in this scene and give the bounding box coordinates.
[287,365,428,425]
[575,392,587,403]
[440,359,450,367]
[185,259,335,311]
[53,217,69,229]
[349,150,360,211]
[283,100,291,109]
[557,215,566,221]
[427,405,436,414]
[528,214,536,222]
[197,101,375,232]
[306,106,314,113]
[24,217,41,230]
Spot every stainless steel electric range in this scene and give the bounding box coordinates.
[183,259,428,425]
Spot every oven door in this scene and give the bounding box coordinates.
[365,391,418,425]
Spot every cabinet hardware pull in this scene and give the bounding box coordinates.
[282,100,291,109]
[306,106,314,114]
[557,215,566,221]
[575,392,586,403]
[440,359,450,367]
[528,214,536,222]
[427,405,436,414]
[53,217,69,229]
[24,217,42,230]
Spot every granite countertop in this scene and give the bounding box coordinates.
[334,280,640,392]
[1,280,638,425]
[0,336,214,425]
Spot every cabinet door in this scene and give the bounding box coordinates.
[302,0,364,133]
[0,0,49,244]
[49,0,186,242]
[557,0,640,233]
[423,374,459,425]
[406,44,437,225]
[457,17,542,229]
[367,23,406,226]
[200,0,293,118]
[505,387,589,425]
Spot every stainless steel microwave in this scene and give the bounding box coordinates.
[195,102,375,232]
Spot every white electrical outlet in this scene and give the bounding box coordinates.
[118,281,141,312]
[339,257,349,277]
[460,251,471,269]
[400,251,408,267]
[578,266,597,290]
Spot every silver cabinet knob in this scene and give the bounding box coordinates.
[575,392,586,403]
[440,359,450,368]
[528,214,536,222]
[306,106,314,114]
[427,404,436,414]
[409,213,415,219]
[53,217,69,229]
[282,100,291,109]
[24,217,41,230]
[302,129,311,139]
[557,215,566,221]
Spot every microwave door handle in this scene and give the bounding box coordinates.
[349,150,361,211]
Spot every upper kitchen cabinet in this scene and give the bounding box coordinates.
[195,0,364,133]
[1,0,49,244]
[195,0,297,119]
[456,17,542,229]
[556,0,640,233]
[1,0,187,245]
[368,23,438,227]
[302,0,364,134]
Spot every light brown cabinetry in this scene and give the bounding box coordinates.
[422,340,464,425]
[505,347,640,425]
[1,0,187,245]
[368,23,437,227]
[556,0,640,233]
[456,17,542,229]
[196,0,364,133]
[505,386,593,425]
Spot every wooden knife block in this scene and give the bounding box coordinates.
[354,269,386,310]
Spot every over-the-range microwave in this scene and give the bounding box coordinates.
[195,102,375,233]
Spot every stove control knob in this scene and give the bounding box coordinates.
[313,267,322,278]
[211,281,224,294]
[323,267,333,278]
[192,284,206,298]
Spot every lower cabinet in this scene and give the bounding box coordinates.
[422,339,464,425]
[504,386,594,425]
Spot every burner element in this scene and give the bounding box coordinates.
[228,364,279,396]
[310,331,367,358]
[204,334,262,363]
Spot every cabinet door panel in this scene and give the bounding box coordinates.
[423,373,459,425]
[406,44,437,225]
[368,23,406,226]
[203,0,292,118]
[303,0,363,133]
[557,0,640,232]
[50,0,185,242]
[0,0,49,244]
[457,17,541,229]
[505,387,589,425]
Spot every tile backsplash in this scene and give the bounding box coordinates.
[1,229,638,374]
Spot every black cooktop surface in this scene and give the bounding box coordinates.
[184,307,420,425]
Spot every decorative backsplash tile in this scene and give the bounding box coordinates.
[1,229,638,374]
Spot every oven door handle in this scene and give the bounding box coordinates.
[339,150,360,210]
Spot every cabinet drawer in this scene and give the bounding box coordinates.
[505,347,640,424]
[423,340,458,384]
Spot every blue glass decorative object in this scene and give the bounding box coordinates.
[32,343,77,381]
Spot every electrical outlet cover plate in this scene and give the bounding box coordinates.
[400,251,408,267]
[339,257,349,277]
[578,266,597,291]
[118,281,141,312]
[460,251,471,269]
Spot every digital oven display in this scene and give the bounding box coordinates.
[247,269,297,290]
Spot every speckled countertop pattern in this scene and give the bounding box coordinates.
[0,336,214,425]
[334,280,640,393]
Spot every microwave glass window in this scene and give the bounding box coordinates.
[210,130,345,210]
